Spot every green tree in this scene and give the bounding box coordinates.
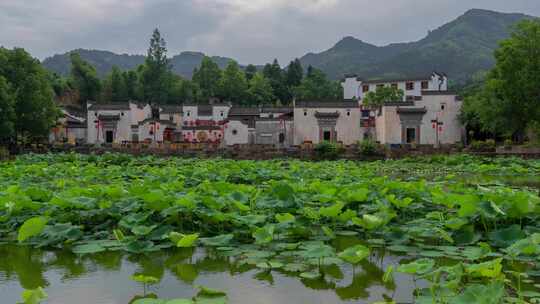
[263,59,289,103]
[192,57,222,101]
[123,70,139,101]
[141,28,171,104]
[218,61,248,104]
[70,52,101,105]
[461,20,540,140]
[109,66,127,102]
[248,72,275,105]
[295,67,342,100]
[0,48,59,139]
[286,59,303,87]
[244,64,258,81]
[363,86,405,107]
[0,76,15,139]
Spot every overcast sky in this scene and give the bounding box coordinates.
[1,0,539,65]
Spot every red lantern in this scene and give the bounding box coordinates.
[432,123,436,129]
[439,126,443,132]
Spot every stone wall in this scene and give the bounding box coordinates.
[11,142,540,160]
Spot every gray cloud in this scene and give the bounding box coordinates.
[1,0,539,65]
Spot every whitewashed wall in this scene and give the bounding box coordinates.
[224,121,250,145]
[293,107,362,145]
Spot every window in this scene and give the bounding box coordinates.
[421,81,429,90]
[169,115,173,121]
[121,112,124,116]
[406,82,415,90]
[441,103,446,111]
[361,110,370,118]
[220,111,224,117]
[232,129,238,135]
[303,110,307,116]
[362,85,369,93]
[187,111,191,117]
[391,83,398,89]
[346,110,351,116]
[406,95,414,102]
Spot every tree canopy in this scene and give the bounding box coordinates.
[50,32,344,107]
[218,61,248,104]
[141,28,171,104]
[70,52,101,104]
[460,19,540,140]
[363,86,405,107]
[295,67,343,101]
[0,47,59,140]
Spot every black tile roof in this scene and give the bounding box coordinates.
[315,111,340,118]
[397,107,427,114]
[295,100,359,108]
[88,103,130,111]
[229,107,261,116]
[160,105,183,114]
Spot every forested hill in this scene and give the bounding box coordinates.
[42,49,234,79]
[42,9,534,84]
[300,9,533,84]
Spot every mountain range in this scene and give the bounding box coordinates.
[42,9,534,85]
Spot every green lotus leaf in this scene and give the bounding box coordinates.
[20,287,48,304]
[72,243,106,254]
[275,213,295,224]
[338,245,370,264]
[200,234,234,247]
[18,216,48,242]
[397,258,435,275]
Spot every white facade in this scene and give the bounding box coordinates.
[375,92,463,145]
[341,72,448,102]
[224,120,250,145]
[293,101,362,145]
[86,102,184,144]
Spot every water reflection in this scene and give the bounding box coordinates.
[0,241,416,304]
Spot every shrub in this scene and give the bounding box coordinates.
[314,141,343,160]
[504,139,513,149]
[0,146,8,160]
[358,139,379,156]
[470,139,496,152]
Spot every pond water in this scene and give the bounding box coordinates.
[0,238,423,304]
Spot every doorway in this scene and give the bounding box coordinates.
[406,128,416,144]
[105,130,114,143]
[323,130,332,141]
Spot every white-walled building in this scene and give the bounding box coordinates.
[181,103,230,143]
[293,101,363,145]
[375,91,463,145]
[342,72,448,102]
[225,106,294,147]
[87,102,185,144]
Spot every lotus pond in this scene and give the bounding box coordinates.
[1,153,539,304]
